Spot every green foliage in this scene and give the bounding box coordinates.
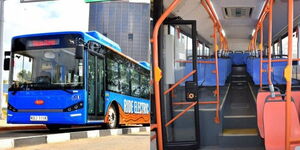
[17,70,32,82]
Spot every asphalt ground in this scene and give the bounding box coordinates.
[0,125,144,140]
[5,132,149,150]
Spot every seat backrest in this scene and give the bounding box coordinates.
[264,99,300,150]
[256,91,280,138]
[291,91,300,116]
[263,100,286,150]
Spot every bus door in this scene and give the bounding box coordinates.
[160,20,200,149]
[87,52,105,121]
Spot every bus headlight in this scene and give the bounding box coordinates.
[8,103,18,112]
[63,102,83,112]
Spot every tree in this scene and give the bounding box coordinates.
[17,70,32,82]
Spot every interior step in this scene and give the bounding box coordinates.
[232,75,247,78]
[219,128,263,147]
[223,116,257,129]
[231,77,247,83]
[223,128,258,136]
[231,80,247,83]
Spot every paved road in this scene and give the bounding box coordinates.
[0,126,100,140]
[0,125,143,140]
[8,132,150,150]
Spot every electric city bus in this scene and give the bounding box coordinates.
[4,31,150,130]
[150,0,300,150]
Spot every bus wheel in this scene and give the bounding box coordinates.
[107,105,119,129]
[46,125,60,131]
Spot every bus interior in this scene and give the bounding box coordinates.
[151,0,300,149]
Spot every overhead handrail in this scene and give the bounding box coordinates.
[173,101,218,105]
[176,60,215,64]
[262,58,300,63]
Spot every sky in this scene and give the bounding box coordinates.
[2,0,90,80]
[1,0,150,81]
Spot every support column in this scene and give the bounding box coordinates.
[0,0,4,119]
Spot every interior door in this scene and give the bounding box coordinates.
[87,52,105,120]
[161,20,200,149]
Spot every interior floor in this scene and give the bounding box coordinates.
[223,66,256,117]
[220,65,264,148]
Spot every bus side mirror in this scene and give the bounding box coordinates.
[75,44,84,59]
[4,51,11,71]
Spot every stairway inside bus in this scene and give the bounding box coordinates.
[219,65,263,147]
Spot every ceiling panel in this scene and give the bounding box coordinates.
[163,0,266,49]
[164,0,214,44]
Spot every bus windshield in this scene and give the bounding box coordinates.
[10,48,84,91]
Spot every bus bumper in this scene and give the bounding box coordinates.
[6,110,86,125]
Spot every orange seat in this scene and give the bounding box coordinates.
[264,99,300,150]
[291,91,300,116]
[256,91,280,138]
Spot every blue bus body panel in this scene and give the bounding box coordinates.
[12,31,150,70]
[7,90,87,125]
[7,109,86,125]
[9,31,150,125]
[139,61,151,70]
[104,91,150,115]
[86,31,122,52]
[12,31,122,52]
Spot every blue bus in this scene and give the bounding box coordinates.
[4,31,150,130]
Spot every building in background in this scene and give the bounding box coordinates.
[89,1,150,62]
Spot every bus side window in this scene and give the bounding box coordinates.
[107,58,120,92]
[130,66,141,97]
[119,63,130,95]
[140,73,150,99]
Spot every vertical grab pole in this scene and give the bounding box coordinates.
[254,32,257,51]
[152,0,182,150]
[252,39,255,51]
[285,0,293,149]
[214,24,220,123]
[260,25,264,89]
[267,0,275,97]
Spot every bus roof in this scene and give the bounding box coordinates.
[12,31,150,71]
[139,61,151,70]
[12,31,122,52]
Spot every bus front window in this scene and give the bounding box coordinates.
[11,48,84,90]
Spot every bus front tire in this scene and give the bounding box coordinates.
[106,105,119,129]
